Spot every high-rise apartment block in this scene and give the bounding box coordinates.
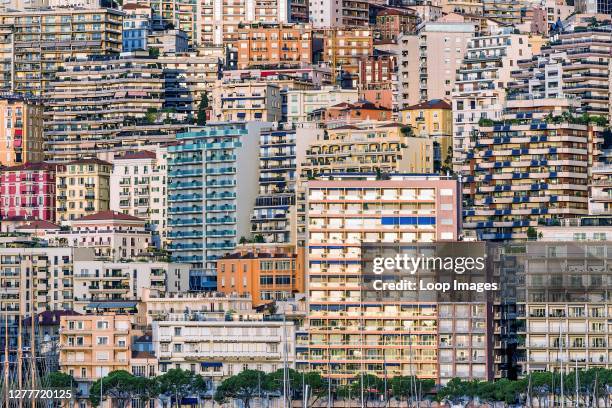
[251,126,319,245]
[0,7,123,97]
[322,28,373,86]
[0,97,43,167]
[110,149,169,246]
[235,23,312,69]
[398,19,475,108]
[0,162,56,222]
[309,0,369,28]
[45,53,220,162]
[304,174,464,382]
[167,122,269,290]
[462,119,604,240]
[452,30,532,168]
[55,158,111,224]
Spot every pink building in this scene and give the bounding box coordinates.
[0,162,56,222]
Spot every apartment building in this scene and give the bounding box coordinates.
[543,27,611,119]
[0,246,78,360]
[590,163,612,215]
[0,162,56,222]
[304,174,464,382]
[110,149,168,246]
[0,7,123,97]
[508,27,611,120]
[576,0,612,14]
[211,81,282,122]
[45,54,171,162]
[358,54,397,110]
[482,0,527,24]
[299,122,428,178]
[462,118,604,241]
[141,290,254,323]
[537,217,612,241]
[491,242,612,378]
[217,244,303,306]
[0,97,43,167]
[397,19,475,108]
[309,0,369,28]
[401,99,453,169]
[251,126,318,244]
[46,210,151,261]
[167,122,270,290]
[152,315,296,380]
[122,2,151,52]
[151,0,289,46]
[55,158,111,224]
[286,87,359,123]
[442,0,484,14]
[59,314,132,399]
[72,259,190,312]
[235,22,312,69]
[452,30,532,169]
[289,0,308,22]
[374,8,418,41]
[322,28,373,86]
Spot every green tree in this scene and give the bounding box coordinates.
[348,374,384,407]
[89,370,139,408]
[390,376,434,405]
[148,47,160,58]
[197,92,209,126]
[526,226,538,240]
[157,368,207,407]
[214,369,266,408]
[43,372,75,389]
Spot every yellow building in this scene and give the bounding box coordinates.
[56,158,112,224]
[400,99,453,171]
[59,314,131,401]
[299,122,436,178]
[0,98,44,167]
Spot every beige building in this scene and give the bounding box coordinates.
[299,122,429,178]
[286,87,359,123]
[0,7,123,97]
[59,314,132,400]
[141,289,254,324]
[398,18,476,108]
[56,158,111,224]
[0,97,44,167]
[47,211,151,261]
[211,81,282,122]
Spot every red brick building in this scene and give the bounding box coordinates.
[0,162,56,222]
[374,8,418,41]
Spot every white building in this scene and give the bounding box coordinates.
[452,29,532,169]
[45,210,151,261]
[110,148,168,247]
[72,258,190,313]
[141,290,254,324]
[152,315,296,380]
[286,87,359,123]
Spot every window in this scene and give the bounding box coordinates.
[97,321,108,329]
[96,337,108,345]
